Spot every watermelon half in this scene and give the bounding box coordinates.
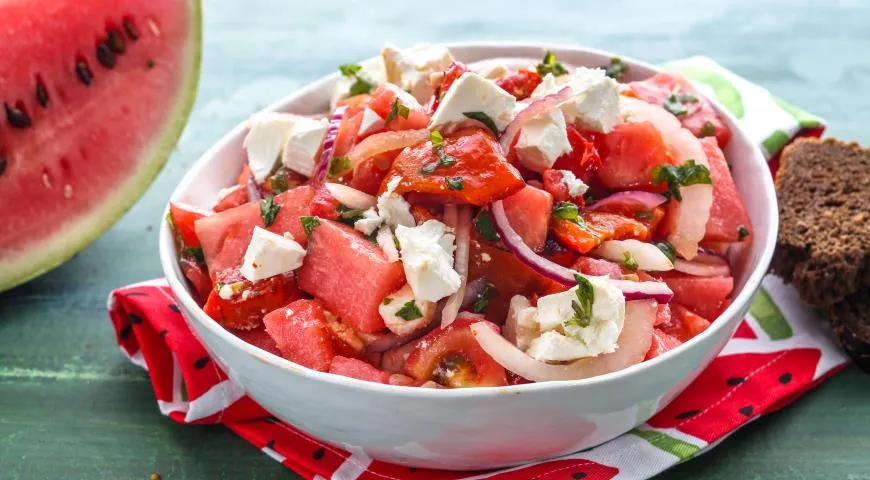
[0,0,201,291]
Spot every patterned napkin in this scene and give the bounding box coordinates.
[108,57,845,479]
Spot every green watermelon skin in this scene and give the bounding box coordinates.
[0,0,202,292]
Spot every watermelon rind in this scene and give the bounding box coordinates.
[0,0,202,293]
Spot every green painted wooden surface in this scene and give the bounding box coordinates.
[2,0,870,478]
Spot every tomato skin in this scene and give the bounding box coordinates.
[368,84,431,131]
[382,128,525,206]
[551,212,651,254]
[430,61,469,113]
[205,267,303,330]
[495,69,542,100]
[169,203,206,248]
[552,126,602,183]
[310,187,341,221]
[180,256,212,302]
[404,315,507,388]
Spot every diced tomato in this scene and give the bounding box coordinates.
[629,72,732,148]
[542,169,571,203]
[180,256,212,301]
[591,196,667,239]
[204,267,302,330]
[431,61,469,114]
[310,187,341,221]
[368,84,431,131]
[348,154,395,195]
[495,69,542,100]
[660,271,734,321]
[501,185,553,252]
[334,110,363,157]
[232,327,282,357]
[552,126,603,183]
[700,137,752,242]
[404,315,508,388]
[596,122,675,189]
[324,314,367,359]
[644,328,683,360]
[383,128,525,206]
[169,203,206,248]
[329,356,393,384]
[297,220,406,333]
[195,186,315,275]
[214,186,249,212]
[551,212,650,254]
[263,299,335,371]
[336,94,371,116]
[573,256,622,279]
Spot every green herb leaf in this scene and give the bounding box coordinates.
[339,64,362,77]
[430,130,445,149]
[474,210,500,242]
[662,89,699,117]
[472,283,496,314]
[420,149,457,175]
[567,274,595,328]
[300,216,320,237]
[655,242,677,263]
[605,57,627,81]
[214,282,225,294]
[651,160,712,202]
[536,50,569,77]
[336,204,365,227]
[260,196,281,227]
[621,251,639,271]
[385,98,410,124]
[382,297,393,305]
[700,120,716,138]
[396,300,424,321]
[552,201,580,222]
[269,170,290,194]
[328,156,351,178]
[445,176,464,190]
[339,64,375,96]
[737,225,750,241]
[462,111,500,136]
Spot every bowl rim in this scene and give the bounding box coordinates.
[159,40,779,398]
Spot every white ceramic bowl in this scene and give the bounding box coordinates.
[159,42,777,470]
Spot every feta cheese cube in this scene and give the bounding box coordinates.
[382,43,455,104]
[243,112,297,182]
[358,107,385,137]
[281,116,329,177]
[477,63,509,80]
[506,295,539,351]
[353,207,383,236]
[531,68,620,133]
[429,72,517,133]
[514,104,572,172]
[217,282,236,300]
[331,56,386,110]
[377,176,415,228]
[395,220,461,302]
[558,169,589,198]
[239,226,307,282]
[379,284,436,336]
[527,331,598,362]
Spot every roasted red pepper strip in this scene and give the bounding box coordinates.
[495,68,542,100]
[551,212,651,254]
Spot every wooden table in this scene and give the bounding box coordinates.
[2,0,869,478]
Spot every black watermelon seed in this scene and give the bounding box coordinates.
[168,303,181,313]
[676,409,700,419]
[158,329,168,339]
[265,439,275,450]
[193,356,210,369]
[312,447,325,460]
[128,313,143,324]
[75,61,93,86]
[572,473,588,480]
[5,103,31,128]
[738,405,754,417]
[726,377,746,386]
[779,372,793,384]
[35,78,49,108]
[146,58,155,70]
[119,324,133,339]
[124,291,148,297]
[106,29,126,54]
[96,43,116,68]
[0,155,7,176]
[123,18,139,41]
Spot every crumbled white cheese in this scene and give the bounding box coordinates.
[382,43,455,104]
[217,283,236,300]
[353,208,383,236]
[357,107,385,137]
[280,116,329,177]
[558,170,589,198]
[379,284,436,336]
[514,104,572,172]
[429,72,517,133]
[239,226,307,282]
[477,63,509,80]
[394,220,461,302]
[377,176,415,228]
[531,68,620,133]
[243,112,297,182]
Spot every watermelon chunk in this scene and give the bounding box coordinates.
[700,137,752,242]
[0,0,201,292]
[263,299,336,372]
[195,185,314,275]
[328,356,392,384]
[644,328,683,360]
[501,184,553,252]
[660,272,734,321]
[231,327,282,357]
[596,122,674,189]
[297,220,406,333]
[573,256,622,279]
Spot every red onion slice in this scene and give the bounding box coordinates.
[590,239,674,272]
[608,279,674,303]
[441,205,472,327]
[586,191,667,212]
[460,276,489,311]
[245,176,263,202]
[471,299,656,382]
[673,250,731,277]
[349,129,429,170]
[313,105,347,183]
[499,86,573,153]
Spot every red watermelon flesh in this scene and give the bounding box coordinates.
[329,356,392,384]
[195,185,315,276]
[661,272,734,320]
[645,328,683,360]
[231,327,282,357]
[700,137,752,242]
[501,184,553,252]
[596,121,675,189]
[263,299,336,372]
[297,220,406,333]
[0,0,201,291]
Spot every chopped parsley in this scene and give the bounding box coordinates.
[420,130,457,174]
[737,225,750,241]
[700,120,716,138]
[336,204,365,227]
[269,170,290,194]
[328,156,351,178]
[396,300,424,321]
[651,160,712,202]
[655,242,677,263]
[536,50,568,77]
[552,201,581,223]
[300,216,320,237]
[385,97,410,124]
[565,274,594,328]
[338,63,375,96]
[662,89,699,117]
[445,176,464,190]
[462,111,499,136]
[472,283,496,314]
[382,297,393,305]
[605,57,628,81]
[260,196,281,227]
[474,210,500,242]
[621,251,639,271]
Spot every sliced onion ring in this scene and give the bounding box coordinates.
[586,191,667,213]
[590,239,674,272]
[245,176,263,202]
[349,129,429,170]
[324,183,376,210]
[441,205,472,327]
[471,299,656,382]
[498,86,573,153]
[673,250,731,277]
[490,200,674,303]
[313,105,347,183]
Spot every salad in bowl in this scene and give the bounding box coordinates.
[167,44,753,390]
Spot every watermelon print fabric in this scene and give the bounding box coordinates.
[107,58,846,479]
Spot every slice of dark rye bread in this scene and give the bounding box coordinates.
[772,138,870,308]
[828,291,870,370]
